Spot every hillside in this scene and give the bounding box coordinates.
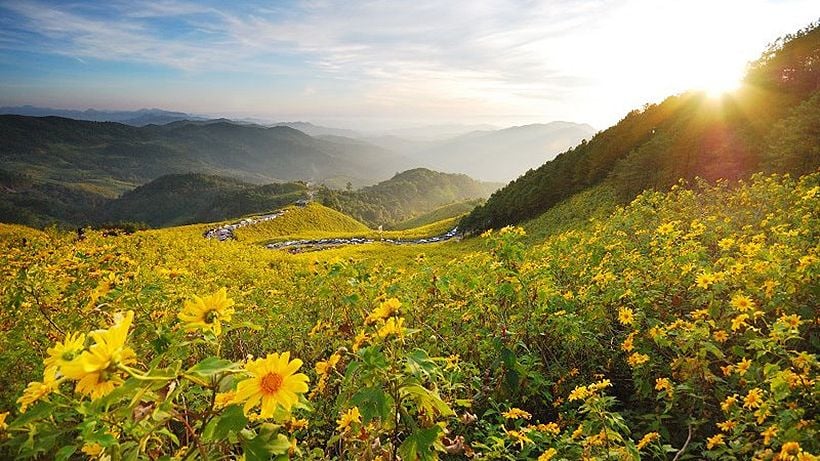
[230,202,370,242]
[0,117,412,226]
[318,168,500,227]
[1,171,816,460]
[462,23,820,233]
[97,174,309,228]
[390,199,483,230]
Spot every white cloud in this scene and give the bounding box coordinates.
[0,0,817,126]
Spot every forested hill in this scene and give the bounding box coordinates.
[318,168,501,227]
[461,22,820,233]
[96,174,310,228]
[0,115,407,195]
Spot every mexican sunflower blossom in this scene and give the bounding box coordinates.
[17,366,60,412]
[636,432,660,450]
[61,311,136,399]
[44,332,86,372]
[365,297,401,324]
[336,406,362,432]
[502,408,532,420]
[178,288,235,336]
[233,352,309,418]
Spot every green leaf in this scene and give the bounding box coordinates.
[242,433,291,461]
[55,445,77,461]
[405,349,438,377]
[187,357,238,377]
[399,426,442,461]
[400,384,453,416]
[9,401,54,427]
[351,387,392,422]
[212,405,248,440]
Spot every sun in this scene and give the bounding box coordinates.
[699,66,743,98]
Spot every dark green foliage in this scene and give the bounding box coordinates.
[317,168,499,227]
[462,22,820,233]
[97,174,309,227]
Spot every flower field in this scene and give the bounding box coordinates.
[0,173,817,460]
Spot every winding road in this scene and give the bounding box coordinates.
[204,208,460,252]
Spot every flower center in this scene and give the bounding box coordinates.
[62,350,77,361]
[204,309,218,324]
[260,372,283,394]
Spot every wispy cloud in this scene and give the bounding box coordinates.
[0,0,816,126]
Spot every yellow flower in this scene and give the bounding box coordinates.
[717,420,736,432]
[352,330,368,353]
[81,442,104,457]
[287,417,309,432]
[730,293,755,312]
[778,314,801,329]
[735,358,752,376]
[627,352,649,367]
[731,314,749,331]
[530,422,561,435]
[336,406,361,432]
[655,377,673,394]
[214,391,236,410]
[44,332,86,372]
[589,379,611,391]
[505,429,533,448]
[233,352,309,418]
[571,425,584,439]
[706,433,725,449]
[743,388,764,409]
[177,288,235,336]
[538,448,557,461]
[696,272,716,289]
[17,366,60,412]
[568,385,590,402]
[376,317,405,338]
[656,222,675,235]
[713,330,729,342]
[780,442,801,459]
[62,311,136,399]
[315,353,341,376]
[636,432,659,450]
[761,425,778,445]
[366,297,402,324]
[0,411,8,431]
[721,395,737,412]
[502,408,532,420]
[621,332,636,352]
[618,307,635,326]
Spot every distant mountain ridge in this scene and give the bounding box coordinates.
[0,105,206,126]
[412,121,596,181]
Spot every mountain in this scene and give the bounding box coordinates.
[461,22,820,233]
[0,115,415,219]
[359,122,595,182]
[97,174,310,228]
[412,122,596,182]
[317,168,501,227]
[273,122,362,138]
[0,106,205,126]
[0,115,420,227]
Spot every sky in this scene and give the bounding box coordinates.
[0,0,816,130]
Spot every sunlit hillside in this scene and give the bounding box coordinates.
[0,6,817,461]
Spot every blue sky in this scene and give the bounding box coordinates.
[0,0,816,129]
